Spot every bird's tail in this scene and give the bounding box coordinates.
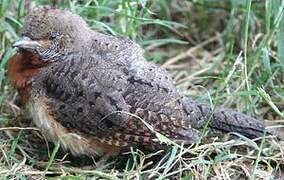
[183,98,272,139]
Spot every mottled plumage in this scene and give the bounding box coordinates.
[8,6,270,156]
[30,51,198,149]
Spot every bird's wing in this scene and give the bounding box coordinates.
[31,54,199,147]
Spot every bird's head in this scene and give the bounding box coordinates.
[13,6,90,63]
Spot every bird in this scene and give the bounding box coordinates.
[7,6,271,158]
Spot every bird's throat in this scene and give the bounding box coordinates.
[7,51,48,102]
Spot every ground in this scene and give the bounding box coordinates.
[0,0,283,179]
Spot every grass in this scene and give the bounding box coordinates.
[0,0,283,179]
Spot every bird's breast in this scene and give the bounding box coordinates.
[7,52,46,102]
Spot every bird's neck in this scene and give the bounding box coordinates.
[7,51,48,102]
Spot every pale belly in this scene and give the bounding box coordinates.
[28,96,120,156]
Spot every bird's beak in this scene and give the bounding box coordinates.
[12,37,41,49]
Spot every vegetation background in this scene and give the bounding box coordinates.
[0,0,283,179]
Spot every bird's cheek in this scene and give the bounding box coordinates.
[36,46,61,62]
[37,39,52,48]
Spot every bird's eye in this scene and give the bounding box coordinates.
[49,32,59,40]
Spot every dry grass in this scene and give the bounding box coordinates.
[0,0,283,179]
